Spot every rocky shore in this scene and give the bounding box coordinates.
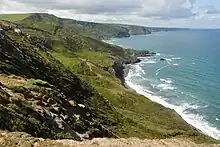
[112,50,156,86]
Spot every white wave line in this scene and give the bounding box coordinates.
[156,65,170,76]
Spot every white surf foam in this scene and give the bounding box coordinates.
[156,65,170,76]
[160,78,173,84]
[157,84,177,90]
[165,58,173,62]
[172,57,182,60]
[134,64,146,75]
[142,60,157,64]
[173,63,179,66]
[125,66,220,140]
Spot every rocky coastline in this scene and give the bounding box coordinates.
[112,50,156,86]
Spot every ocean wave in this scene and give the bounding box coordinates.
[141,60,157,64]
[172,57,182,60]
[125,69,220,140]
[133,64,146,75]
[143,89,154,94]
[160,78,173,84]
[157,84,177,90]
[165,58,173,62]
[173,63,179,66]
[156,65,170,76]
[127,65,147,80]
[182,103,200,111]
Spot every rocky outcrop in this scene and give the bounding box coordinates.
[116,31,130,38]
[111,50,156,86]
[112,61,126,85]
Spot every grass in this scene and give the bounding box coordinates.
[50,48,219,143]
[76,50,115,67]
[0,14,30,22]
[1,19,218,144]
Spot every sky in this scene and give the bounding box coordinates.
[1,0,220,28]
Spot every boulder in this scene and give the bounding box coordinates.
[14,28,21,34]
[132,59,141,64]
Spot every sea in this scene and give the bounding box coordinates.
[106,29,220,140]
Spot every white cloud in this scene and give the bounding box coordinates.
[139,0,196,19]
[206,5,220,14]
[0,0,219,28]
[4,0,196,19]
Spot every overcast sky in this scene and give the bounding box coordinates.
[1,0,220,28]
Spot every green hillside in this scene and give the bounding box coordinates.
[0,14,30,22]
[0,16,218,144]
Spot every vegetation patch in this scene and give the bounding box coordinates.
[0,14,30,22]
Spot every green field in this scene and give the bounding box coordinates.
[0,14,30,22]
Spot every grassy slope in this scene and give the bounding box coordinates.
[48,34,218,143]
[0,22,122,140]
[0,17,218,144]
[13,13,151,40]
[0,14,30,22]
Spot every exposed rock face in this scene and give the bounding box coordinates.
[112,50,155,86]
[112,61,126,85]
[116,31,130,38]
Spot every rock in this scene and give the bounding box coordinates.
[80,133,90,139]
[116,31,130,38]
[78,104,85,108]
[103,67,115,75]
[74,114,80,121]
[0,28,4,40]
[160,58,166,61]
[69,100,76,106]
[132,59,141,64]
[112,61,125,85]
[14,28,21,34]
[0,82,4,87]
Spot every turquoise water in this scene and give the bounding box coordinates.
[108,30,220,139]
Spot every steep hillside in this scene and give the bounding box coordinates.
[16,13,150,40]
[0,13,188,40]
[0,21,122,140]
[0,19,218,144]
